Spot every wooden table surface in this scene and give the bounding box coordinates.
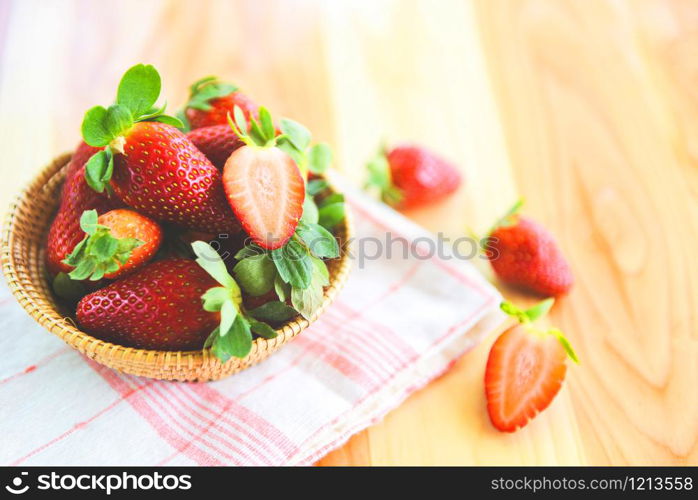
[0,0,696,466]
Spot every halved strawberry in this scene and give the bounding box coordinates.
[485,299,578,432]
[222,107,305,250]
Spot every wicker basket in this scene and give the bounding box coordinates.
[1,153,352,381]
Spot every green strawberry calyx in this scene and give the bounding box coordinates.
[80,64,184,194]
[487,198,524,237]
[364,143,403,207]
[226,105,333,178]
[500,299,579,364]
[474,198,525,256]
[186,76,238,111]
[62,210,144,281]
[192,241,278,363]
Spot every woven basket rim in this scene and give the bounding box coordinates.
[0,153,352,379]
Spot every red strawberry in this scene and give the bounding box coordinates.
[365,144,462,209]
[485,201,573,297]
[223,144,304,250]
[187,124,243,169]
[184,76,259,130]
[108,122,240,234]
[63,209,162,281]
[79,65,240,235]
[76,258,219,350]
[76,241,278,357]
[485,300,578,432]
[46,162,119,276]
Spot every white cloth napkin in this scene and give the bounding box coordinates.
[0,184,502,466]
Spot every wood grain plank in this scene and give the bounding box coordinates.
[0,0,695,465]
[475,0,698,465]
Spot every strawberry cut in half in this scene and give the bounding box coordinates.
[485,299,578,432]
[222,106,305,250]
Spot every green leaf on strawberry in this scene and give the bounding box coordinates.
[248,318,278,339]
[307,179,329,196]
[290,257,328,319]
[192,240,276,362]
[248,301,298,323]
[295,221,339,259]
[186,76,238,111]
[308,143,332,174]
[62,210,143,281]
[270,238,313,289]
[117,64,161,118]
[318,202,345,230]
[233,253,277,297]
[364,145,403,206]
[81,64,183,192]
[274,274,290,302]
[279,118,311,152]
[301,197,319,225]
[227,105,277,148]
[499,299,579,364]
[84,149,114,194]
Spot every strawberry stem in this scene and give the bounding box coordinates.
[500,299,579,364]
[486,198,525,238]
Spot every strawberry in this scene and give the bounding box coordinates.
[184,76,259,130]
[485,200,573,297]
[80,64,240,235]
[485,299,578,432]
[63,209,162,281]
[365,144,462,209]
[46,159,118,276]
[222,106,305,250]
[76,258,219,350]
[76,242,277,357]
[187,124,243,169]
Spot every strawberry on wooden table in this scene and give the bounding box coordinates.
[485,299,578,432]
[76,242,277,358]
[365,143,462,209]
[62,209,162,281]
[485,200,573,297]
[80,64,240,234]
[184,76,259,130]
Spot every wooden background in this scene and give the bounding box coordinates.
[0,0,696,465]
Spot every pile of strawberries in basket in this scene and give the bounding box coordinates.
[47,64,345,362]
